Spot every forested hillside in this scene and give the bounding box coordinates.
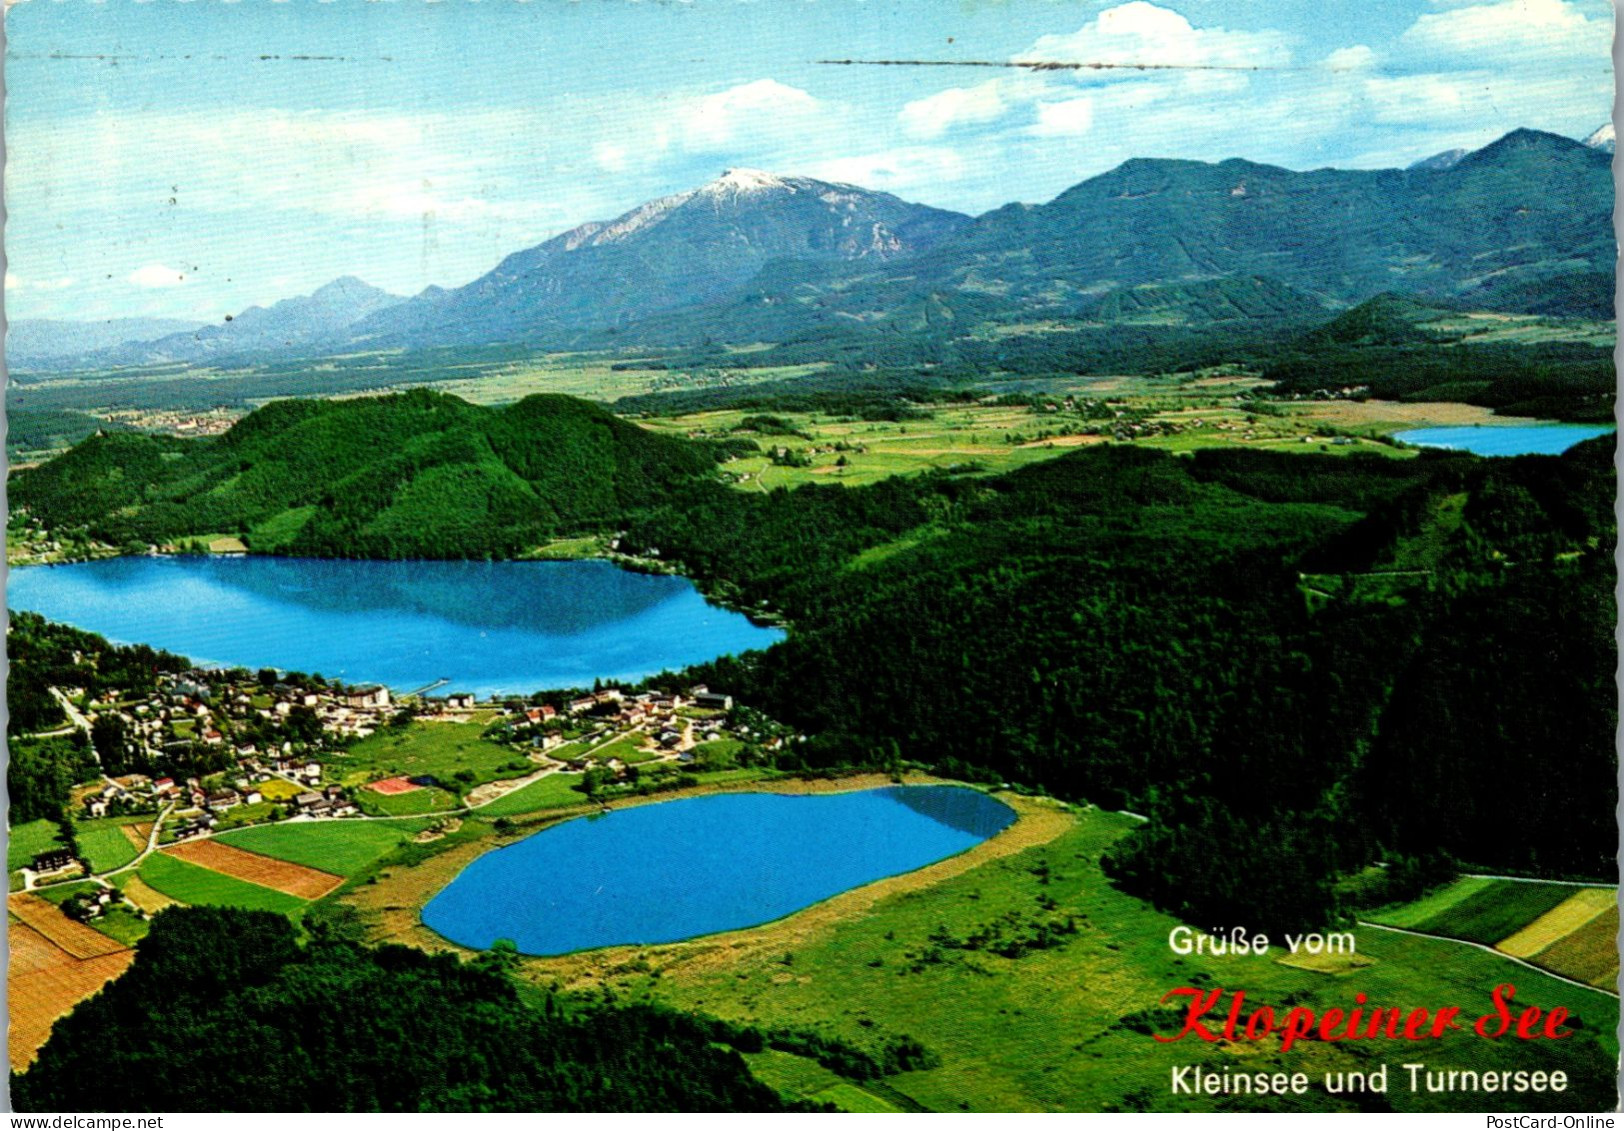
[12,393,1616,931]
[631,439,1617,928]
[12,907,797,1112]
[1264,295,1616,422]
[9,390,722,558]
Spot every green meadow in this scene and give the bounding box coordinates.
[583,809,1619,1113]
[216,821,413,877]
[476,772,588,818]
[8,818,65,872]
[326,720,533,797]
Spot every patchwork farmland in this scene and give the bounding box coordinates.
[127,852,308,917]
[216,821,413,877]
[8,921,134,1071]
[1366,878,1619,991]
[161,839,344,900]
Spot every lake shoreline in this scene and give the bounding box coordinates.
[340,771,1074,975]
[7,555,784,697]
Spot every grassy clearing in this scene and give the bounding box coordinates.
[531,809,1617,1113]
[8,819,65,872]
[325,721,531,798]
[1411,880,1579,946]
[359,786,460,817]
[216,822,411,877]
[88,905,149,947]
[136,853,307,916]
[688,739,746,770]
[523,535,607,560]
[73,822,140,873]
[1364,876,1495,929]
[30,881,102,906]
[594,733,659,764]
[213,801,280,831]
[258,779,305,802]
[478,773,588,818]
[744,1050,902,1112]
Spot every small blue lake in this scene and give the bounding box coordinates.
[422,786,1018,954]
[1394,423,1614,457]
[5,556,782,697]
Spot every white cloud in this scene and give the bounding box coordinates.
[1326,45,1378,71]
[5,272,76,292]
[900,80,1009,140]
[1016,1,1294,74]
[1030,96,1096,138]
[593,141,632,173]
[1400,0,1611,61]
[683,79,824,150]
[128,263,191,288]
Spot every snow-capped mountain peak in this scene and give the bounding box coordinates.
[1582,122,1614,153]
[702,167,794,196]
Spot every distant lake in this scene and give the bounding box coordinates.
[422,786,1017,954]
[1394,423,1614,457]
[6,556,783,696]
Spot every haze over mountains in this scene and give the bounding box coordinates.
[7,317,208,369]
[11,127,1614,373]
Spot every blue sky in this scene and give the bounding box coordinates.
[5,0,1614,322]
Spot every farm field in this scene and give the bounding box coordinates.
[7,893,129,960]
[635,381,1423,494]
[74,821,141,873]
[476,772,588,818]
[8,921,134,1071]
[514,808,1619,1113]
[1530,907,1619,990]
[132,851,309,916]
[217,821,411,877]
[162,839,344,900]
[325,721,532,797]
[1369,878,1620,992]
[1498,888,1618,958]
[434,354,822,407]
[1369,879,1582,946]
[116,874,179,915]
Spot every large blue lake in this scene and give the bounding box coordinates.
[422,786,1018,954]
[6,556,783,696]
[1394,423,1614,457]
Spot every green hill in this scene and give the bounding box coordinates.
[10,390,721,558]
[1263,295,1616,420]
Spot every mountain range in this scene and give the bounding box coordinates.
[10,127,1614,373]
